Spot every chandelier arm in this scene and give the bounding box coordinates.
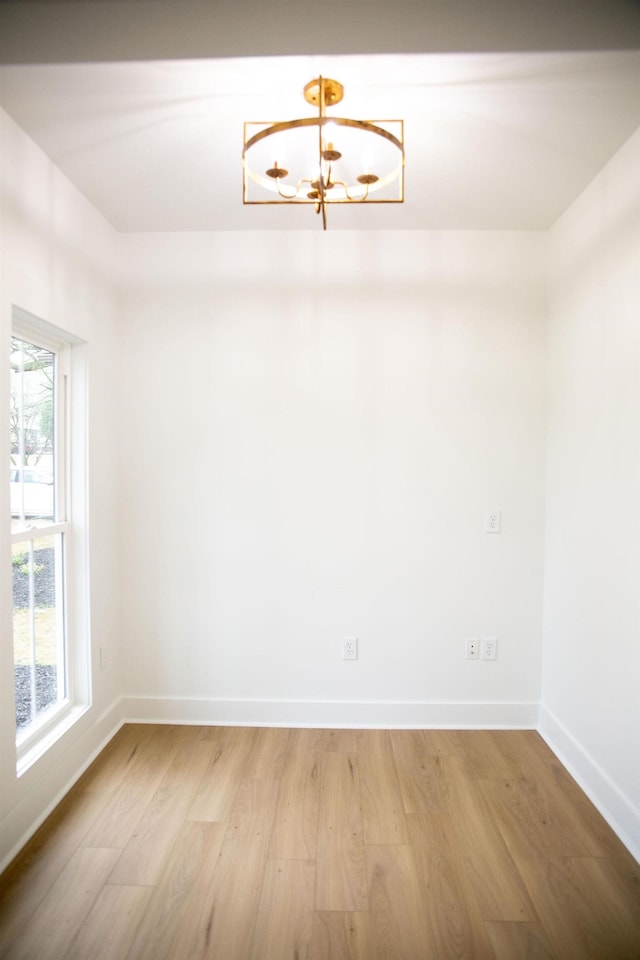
[331,178,371,202]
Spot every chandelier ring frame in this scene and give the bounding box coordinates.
[243,115,404,157]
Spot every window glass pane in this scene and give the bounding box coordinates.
[10,336,55,531]
[13,535,65,731]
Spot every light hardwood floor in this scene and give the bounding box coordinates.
[0,725,638,959]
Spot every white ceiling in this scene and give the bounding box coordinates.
[1,3,640,233]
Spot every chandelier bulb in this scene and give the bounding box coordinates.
[266,162,288,180]
[322,145,342,162]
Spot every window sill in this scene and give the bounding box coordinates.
[16,701,91,777]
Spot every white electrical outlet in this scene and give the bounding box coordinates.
[343,637,358,660]
[481,637,497,660]
[485,510,501,534]
[465,637,479,660]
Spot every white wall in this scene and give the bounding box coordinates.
[118,229,547,727]
[541,127,640,859]
[0,107,122,870]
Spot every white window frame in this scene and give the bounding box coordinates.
[11,308,90,774]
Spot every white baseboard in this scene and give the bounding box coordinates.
[538,703,640,864]
[121,696,539,729]
[0,698,124,875]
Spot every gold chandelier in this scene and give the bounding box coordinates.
[242,77,404,230]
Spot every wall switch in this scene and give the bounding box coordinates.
[343,637,358,660]
[481,637,497,660]
[465,637,479,660]
[485,510,501,533]
[99,646,109,671]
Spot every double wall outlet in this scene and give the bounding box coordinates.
[481,637,497,660]
[343,637,358,660]
[485,510,501,533]
[465,637,479,660]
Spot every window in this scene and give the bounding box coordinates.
[10,311,89,771]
